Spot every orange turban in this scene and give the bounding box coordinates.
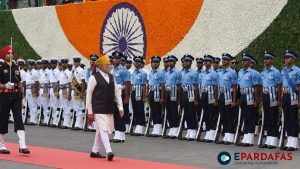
[95,54,111,66]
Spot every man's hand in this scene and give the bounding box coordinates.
[68,95,72,101]
[119,110,124,118]
[143,96,147,103]
[87,114,94,125]
[5,82,14,89]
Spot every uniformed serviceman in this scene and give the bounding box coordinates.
[58,58,72,129]
[215,53,238,145]
[181,54,199,141]
[131,56,147,136]
[71,56,86,130]
[125,60,133,70]
[49,59,61,127]
[259,51,282,149]
[196,57,204,122]
[16,58,27,106]
[39,59,51,125]
[148,56,165,137]
[0,45,30,154]
[200,55,218,143]
[111,51,131,142]
[165,55,182,138]
[281,50,300,151]
[237,53,261,147]
[25,59,39,125]
[120,54,127,66]
[250,56,263,136]
[163,57,169,74]
[213,57,221,72]
[85,54,99,131]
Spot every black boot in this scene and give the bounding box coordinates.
[0,149,10,154]
[90,152,106,158]
[107,152,114,161]
[19,148,30,154]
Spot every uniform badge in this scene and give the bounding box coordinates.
[4,69,8,74]
[15,70,20,75]
[268,75,273,79]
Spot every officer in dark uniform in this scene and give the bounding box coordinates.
[281,50,300,151]
[0,45,30,154]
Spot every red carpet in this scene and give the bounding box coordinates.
[0,143,205,169]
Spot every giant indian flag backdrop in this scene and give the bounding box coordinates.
[6,0,288,65]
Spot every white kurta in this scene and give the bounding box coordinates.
[86,70,123,134]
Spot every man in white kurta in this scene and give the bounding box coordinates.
[86,54,123,161]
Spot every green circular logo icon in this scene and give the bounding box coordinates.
[217,151,231,165]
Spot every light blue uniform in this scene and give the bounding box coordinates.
[166,67,182,100]
[112,65,131,85]
[261,66,282,88]
[200,68,218,101]
[238,67,261,103]
[132,69,147,100]
[281,65,300,102]
[182,68,198,101]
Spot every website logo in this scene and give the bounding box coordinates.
[217,151,231,165]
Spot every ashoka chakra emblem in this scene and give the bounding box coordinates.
[100,2,147,60]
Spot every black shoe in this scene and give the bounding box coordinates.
[163,135,171,139]
[268,145,276,149]
[187,138,195,141]
[134,133,143,136]
[215,140,225,144]
[205,140,213,143]
[198,139,207,142]
[243,143,253,147]
[287,147,298,151]
[0,149,10,154]
[113,139,124,143]
[19,148,30,154]
[259,144,268,148]
[224,141,233,145]
[60,126,69,129]
[151,134,160,137]
[170,136,177,139]
[107,152,114,161]
[280,146,288,150]
[90,152,106,158]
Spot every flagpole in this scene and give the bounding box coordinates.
[10,37,12,83]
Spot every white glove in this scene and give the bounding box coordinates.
[5,82,14,89]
